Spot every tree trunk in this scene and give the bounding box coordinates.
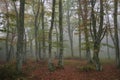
[114,0,120,68]
[78,0,81,58]
[16,0,25,72]
[48,0,56,71]
[67,0,74,57]
[93,42,101,71]
[90,0,105,71]
[4,0,10,62]
[23,33,27,63]
[79,0,91,62]
[58,0,64,68]
[54,17,59,59]
[33,0,41,61]
[41,1,46,59]
[38,40,42,60]
[8,28,15,61]
[106,30,110,59]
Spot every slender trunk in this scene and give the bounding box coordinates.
[30,39,33,57]
[34,0,40,61]
[105,1,111,60]
[114,0,120,68]
[83,0,91,63]
[58,0,64,68]
[4,0,10,62]
[54,18,59,58]
[38,41,42,59]
[41,1,46,59]
[67,0,74,57]
[8,28,15,61]
[106,31,110,59]
[78,0,81,58]
[48,0,56,71]
[23,33,27,63]
[79,0,91,61]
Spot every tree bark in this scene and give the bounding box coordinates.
[16,0,25,72]
[48,0,56,71]
[90,0,105,71]
[41,0,46,59]
[4,0,10,62]
[67,0,74,57]
[114,0,120,68]
[58,0,64,68]
[78,0,81,58]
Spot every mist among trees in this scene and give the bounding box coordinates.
[0,0,120,80]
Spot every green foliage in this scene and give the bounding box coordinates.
[101,43,115,48]
[48,63,56,72]
[0,28,7,32]
[81,41,94,50]
[0,63,26,80]
[12,0,18,2]
[76,64,95,72]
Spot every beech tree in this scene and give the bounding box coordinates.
[16,0,25,72]
[90,0,106,71]
[78,0,91,63]
[58,0,64,68]
[114,0,120,68]
[48,0,56,71]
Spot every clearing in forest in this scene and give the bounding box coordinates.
[24,59,120,80]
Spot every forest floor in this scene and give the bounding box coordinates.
[24,59,120,80]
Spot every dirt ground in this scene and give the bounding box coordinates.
[24,59,120,80]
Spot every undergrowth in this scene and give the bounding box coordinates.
[76,64,96,72]
[0,63,26,80]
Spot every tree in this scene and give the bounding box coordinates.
[66,0,74,57]
[114,0,120,68]
[4,0,10,62]
[79,0,91,63]
[32,0,41,61]
[90,0,106,71]
[41,0,46,59]
[77,0,82,58]
[16,0,25,72]
[58,0,64,68]
[48,0,56,71]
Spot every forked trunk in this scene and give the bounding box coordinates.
[93,42,102,71]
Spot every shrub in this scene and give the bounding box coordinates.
[48,63,56,72]
[76,64,95,72]
[0,63,25,80]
